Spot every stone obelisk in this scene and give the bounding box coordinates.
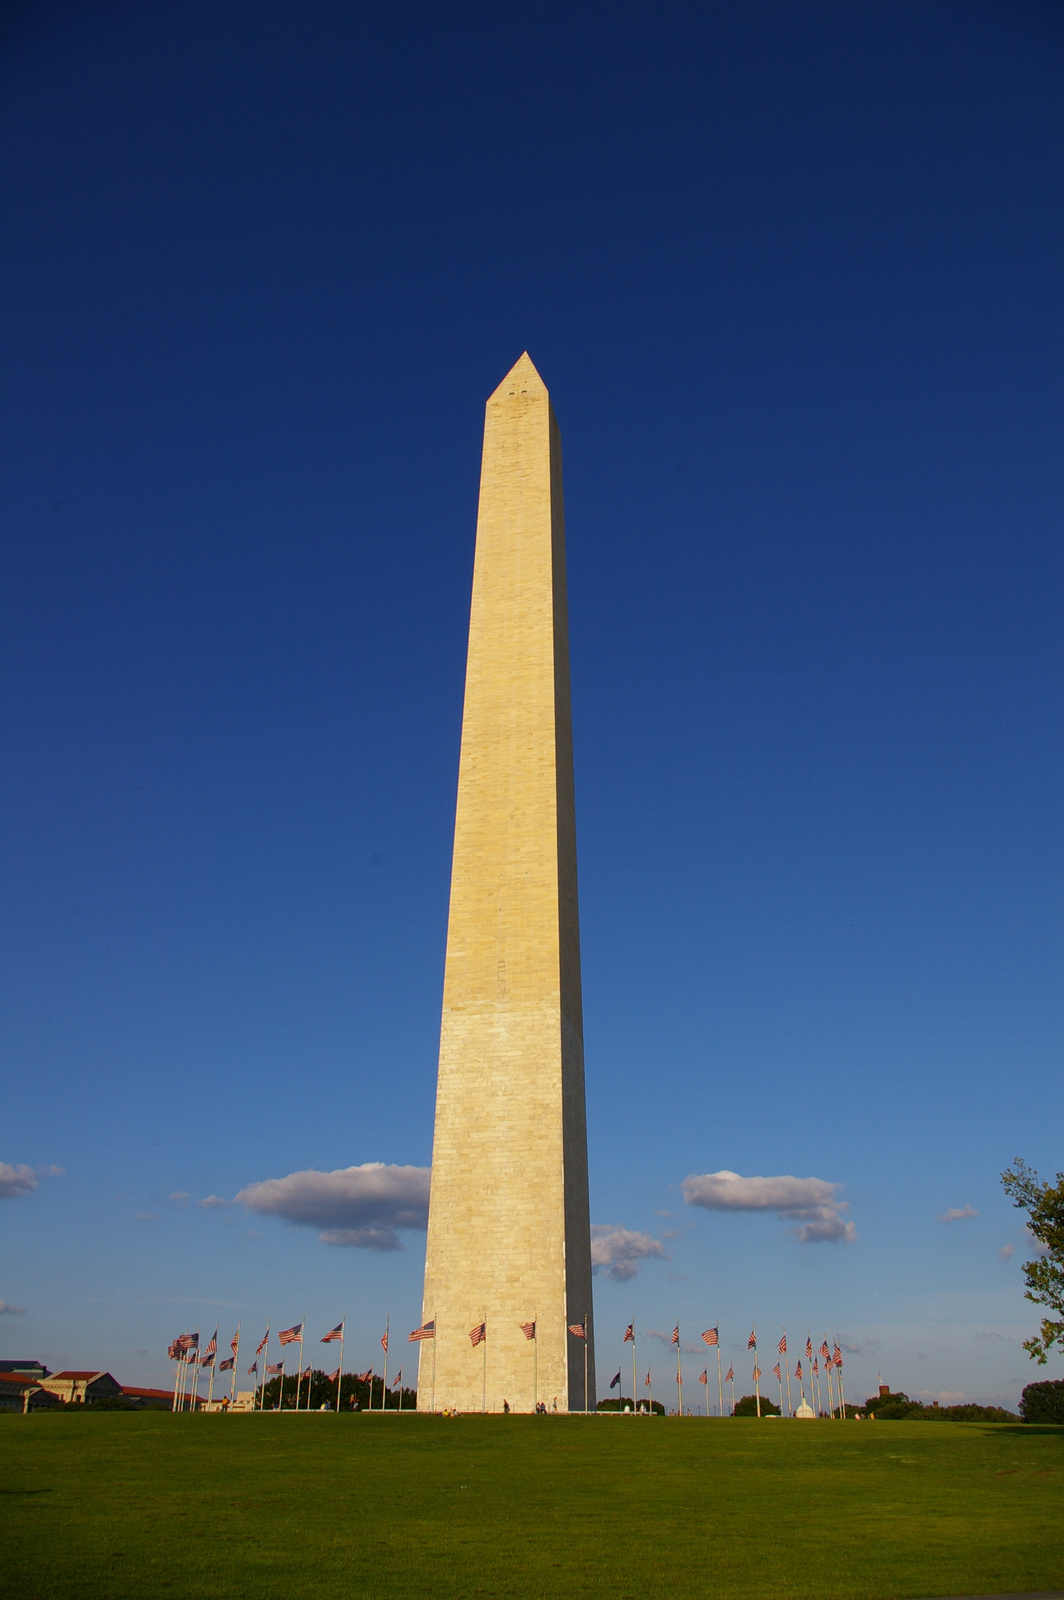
[418,353,594,1414]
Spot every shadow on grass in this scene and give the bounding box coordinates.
[980,1425,1064,1437]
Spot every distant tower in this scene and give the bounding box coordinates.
[418,354,595,1413]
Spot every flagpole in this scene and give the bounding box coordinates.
[836,1344,847,1418]
[729,1370,735,1415]
[533,1313,538,1412]
[583,1314,588,1414]
[432,1313,437,1414]
[631,1325,637,1414]
[753,1329,761,1420]
[482,1318,487,1414]
[783,1331,792,1417]
[295,1315,305,1411]
[259,1324,270,1412]
[171,1352,181,1413]
[190,1328,202,1413]
[336,1320,344,1414]
[230,1324,240,1407]
[206,1331,217,1409]
[382,1315,389,1411]
[676,1324,682,1416]
[716,1345,723,1419]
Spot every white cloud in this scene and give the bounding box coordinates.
[0,1163,61,1199]
[170,1191,189,1205]
[590,1225,667,1282]
[0,1300,26,1315]
[0,1163,37,1199]
[320,1226,406,1251]
[235,1163,430,1248]
[682,1169,856,1243]
[199,1195,230,1208]
[998,1244,1015,1261]
[1024,1225,1050,1259]
[937,1205,978,1223]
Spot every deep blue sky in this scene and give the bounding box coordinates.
[2,0,1061,1408]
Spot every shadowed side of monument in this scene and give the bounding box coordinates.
[419,354,595,1413]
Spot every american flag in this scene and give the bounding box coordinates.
[327,1368,340,1384]
[230,1333,240,1356]
[833,1342,843,1367]
[773,1363,781,1381]
[256,1331,269,1356]
[219,1358,234,1372]
[795,1360,803,1380]
[469,1323,486,1348]
[392,1370,402,1387]
[702,1327,719,1347]
[747,1329,757,1349]
[168,1341,181,1360]
[279,1324,303,1347]
[698,1369,708,1385]
[410,1321,436,1342]
[359,1370,373,1383]
[380,1330,389,1353]
[519,1321,536,1341]
[266,1362,283,1375]
[671,1325,680,1346]
[203,1332,218,1359]
[177,1332,198,1350]
[752,1365,762,1382]
[321,1323,344,1344]
[724,1366,734,1383]
[568,1322,586,1339]
[820,1340,830,1361]
[200,1349,215,1367]
[247,1361,258,1376]
[623,1323,634,1343]
[778,1333,787,1355]
[813,1357,819,1373]
[644,1370,652,1387]
[806,1336,813,1360]
[609,1371,621,1389]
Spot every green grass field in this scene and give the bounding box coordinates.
[2,1413,1061,1600]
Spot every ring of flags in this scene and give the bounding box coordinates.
[167,1316,850,1417]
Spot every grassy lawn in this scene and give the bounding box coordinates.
[1,1412,1061,1600]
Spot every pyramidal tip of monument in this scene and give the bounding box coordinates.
[489,351,547,402]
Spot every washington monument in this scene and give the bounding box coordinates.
[418,353,595,1413]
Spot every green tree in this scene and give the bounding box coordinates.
[1001,1158,1064,1363]
[257,1369,417,1411]
[1019,1380,1064,1424]
[732,1393,780,1416]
